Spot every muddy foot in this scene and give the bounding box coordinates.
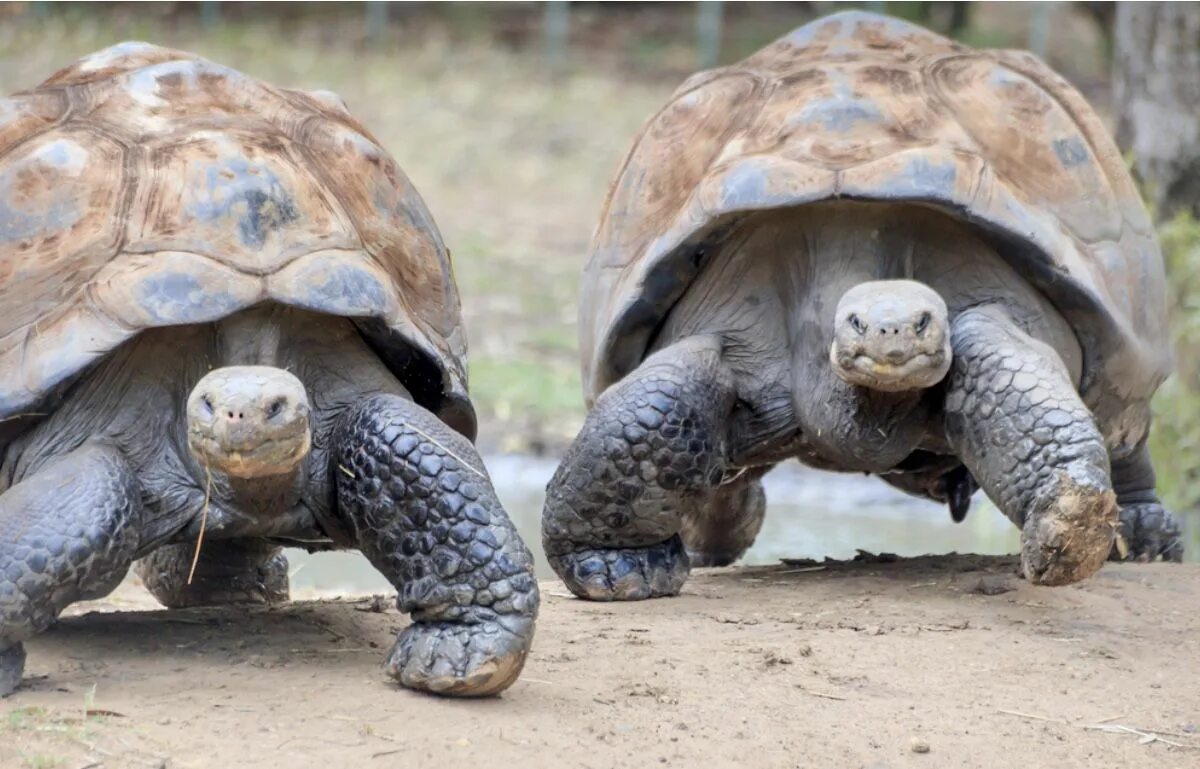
[1022,483,1117,586]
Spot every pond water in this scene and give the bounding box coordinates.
[284,455,1021,593]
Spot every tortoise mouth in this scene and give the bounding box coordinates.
[831,348,950,392]
[187,428,311,479]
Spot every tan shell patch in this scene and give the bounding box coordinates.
[0,128,126,338]
[127,130,356,273]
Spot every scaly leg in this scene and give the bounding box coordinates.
[333,394,538,697]
[136,539,289,608]
[1109,441,1184,562]
[681,469,769,567]
[542,337,736,600]
[944,307,1116,585]
[0,444,142,695]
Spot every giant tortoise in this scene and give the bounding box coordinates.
[0,43,538,697]
[542,12,1181,602]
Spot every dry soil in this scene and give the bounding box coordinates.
[2,556,1198,769]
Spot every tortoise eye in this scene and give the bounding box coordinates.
[848,314,866,335]
[915,312,931,334]
[267,400,285,419]
[200,396,215,416]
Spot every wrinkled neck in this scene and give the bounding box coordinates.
[775,206,930,471]
[188,451,307,522]
[792,363,928,472]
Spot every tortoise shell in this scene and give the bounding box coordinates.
[581,11,1169,451]
[0,42,476,442]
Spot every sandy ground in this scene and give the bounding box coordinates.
[2,556,1197,769]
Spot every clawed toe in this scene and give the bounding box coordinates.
[548,536,689,601]
[385,617,534,697]
[1112,502,1185,563]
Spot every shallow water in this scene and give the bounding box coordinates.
[284,454,1021,593]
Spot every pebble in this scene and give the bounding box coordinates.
[910,737,930,754]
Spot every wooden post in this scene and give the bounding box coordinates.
[366,1,389,44]
[544,1,570,74]
[1027,2,1052,58]
[696,1,724,69]
[200,0,221,29]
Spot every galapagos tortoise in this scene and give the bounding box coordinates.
[0,42,538,698]
[542,11,1179,602]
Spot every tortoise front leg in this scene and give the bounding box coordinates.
[542,336,736,599]
[0,444,142,696]
[333,394,538,697]
[944,307,1116,585]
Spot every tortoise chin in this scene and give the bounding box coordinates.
[185,366,312,478]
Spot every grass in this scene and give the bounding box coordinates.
[1,704,103,769]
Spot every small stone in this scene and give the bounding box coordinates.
[971,576,1015,596]
[911,737,930,754]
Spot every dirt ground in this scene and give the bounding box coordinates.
[2,556,1197,769]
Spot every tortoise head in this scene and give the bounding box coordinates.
[186,366,311,478]
[829,280,951,393]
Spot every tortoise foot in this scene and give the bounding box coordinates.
[1022,479,1116,586]
[385,616,534,698]
[0,643,25,697]
[1112,502,1184,563]
[548,536,689,601]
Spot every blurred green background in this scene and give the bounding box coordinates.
[1,2,1195,560]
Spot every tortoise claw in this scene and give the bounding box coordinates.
[548,537,689,601]
[385,617,533,698]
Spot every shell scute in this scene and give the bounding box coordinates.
[0,128,126,338]
[128,130,356,273]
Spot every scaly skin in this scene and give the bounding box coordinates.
[1110,442,1184,562]
[334,394,539,697]
[135,540,289,608]
[945,307,1117,585]
[542,337,735,600]
[0,444,142,696]
[681,469,769,567]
